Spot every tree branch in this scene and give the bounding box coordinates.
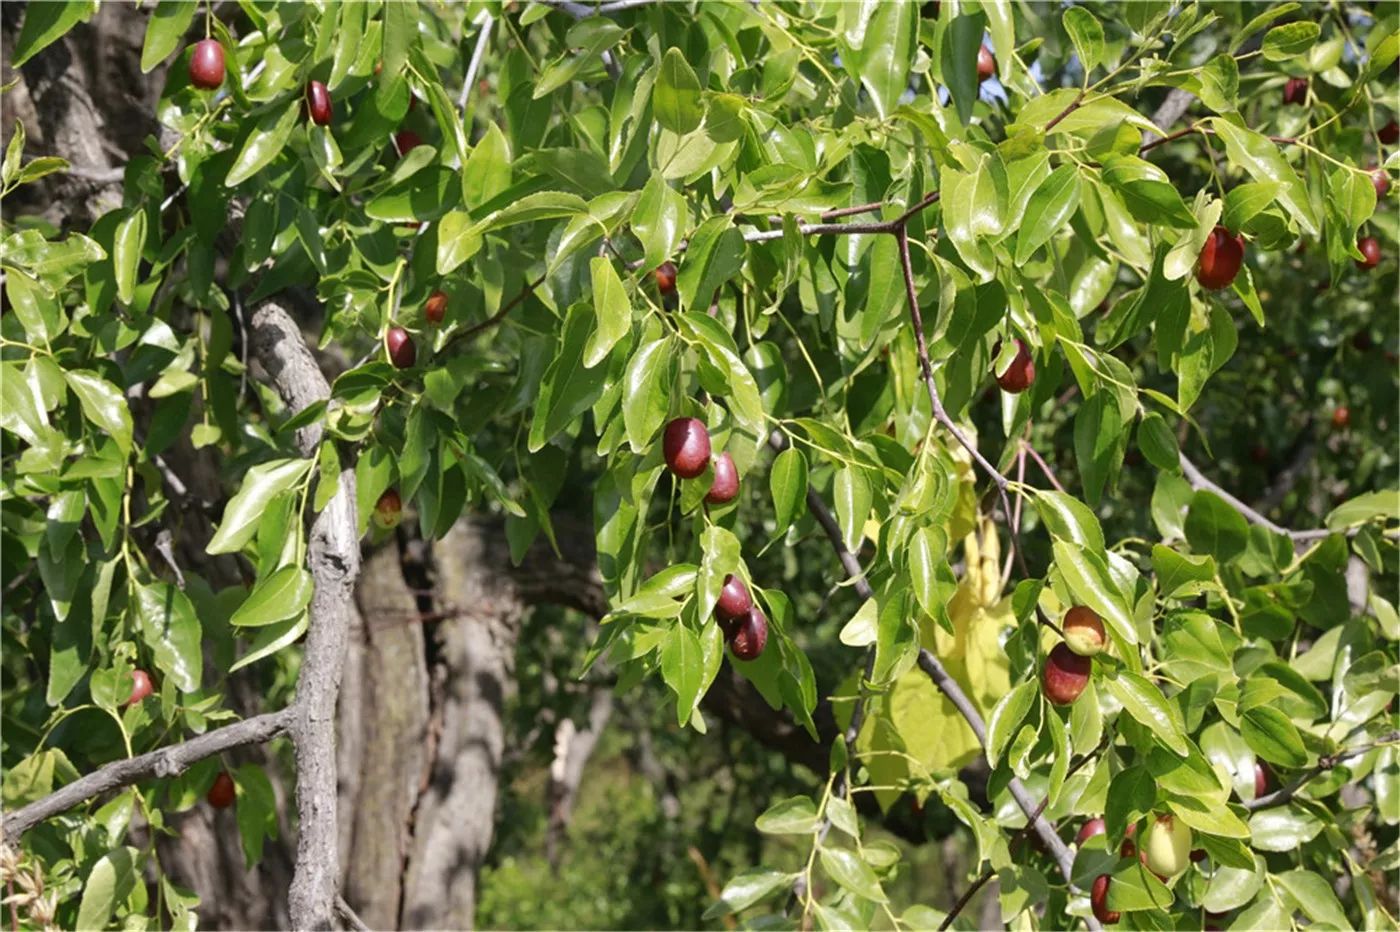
[2,711,292,845]
[1178,452,1346,542]
[250,301,362,930]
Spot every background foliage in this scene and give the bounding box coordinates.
[1,0,1398,929]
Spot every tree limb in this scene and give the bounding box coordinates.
[1244,731,1400,811]
[251,301,362,930]
[2,711,292,844]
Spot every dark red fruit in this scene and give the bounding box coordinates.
[662,417,711,479]
[373,489,402,530]
[1379,120,1399,145]
[1075,817,1106,847]
[1332,405,1350,429]
[993,338,1035,393]
[1190,848,1207,863]
[385,327,416,368]
[1282,76,1308,106]
[1255,763,1272,798]
[1091,874,1119,925]
[715,574,753,630]
[305,80,332,125]
[1357,236,1382,270]
[207,772,236,809]
[1042,642,1091,705]
[424,290,448,325]
[729,608,768,661]
[1196,225,1245,290]
[1372,168,1390,199]
[189,39,226,90]
[1121,822,1139,858]
[394,130,423,155]
[654,262,677,296]
[128,670,154,706]
[976,45,996,83]
[705,452,739,505]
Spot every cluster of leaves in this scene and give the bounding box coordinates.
[2,0,1398,929]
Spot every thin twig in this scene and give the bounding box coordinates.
[1023,442,1067,494]
[335,895,372,932]
[458,13,495,114]
[1245,731,1399,811]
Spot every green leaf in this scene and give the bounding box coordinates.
[230,611,308,673]
[365,166,459,222]
[703,868,796,919]
[133,582,203,692]
[632,174,686,272]
[1325,489,1399,530]
[1014,164,1080,265]
[529,304,610,452]
[840,0,915,120]
[680,313,764,434]
[436,211,482,275]
[654,48,704,134]
[585,257,630,368]
[661,623,703,726]
[820,848,887,902]
[834,466,872,555]
[113,209,146,306]
[13,0,96,68]
[140,0,198,72]
[908,525,949,620]
[461,122,512,209]
[1262,21,1320,60]
[1074,391,1125,506]
[1208,118,1319,236]
[676,216,744,312]
[230,565,313,627]
[1062,7,1104,73]
[1222,182,1281,231]
[1032,489,1106,552]
[226,99,301,187]
[755,796,821,835]
[76,847,138,932]
[1106,671,1189,755]
[1136,413,1179,473]
[1274,869,1350,928]
[207,458,313,554]
[1100,155,1196,228]
[1240,705,1309,767]
[1184,490,1250,564]
[1152,548,1217,601]
[941,11,987,126]
[65,370,133,454]
[873,587,917,685]
[986,680,1037,768]
[770,447,807,535]
[622,338,675,453]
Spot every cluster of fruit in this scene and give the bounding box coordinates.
[188,38,440,370]
[661,417,765,661]
[1074,763,1270,925]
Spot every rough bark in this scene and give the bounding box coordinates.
[399,520,526,929]
[341,546,430,929]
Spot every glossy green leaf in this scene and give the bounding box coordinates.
[133,582,202,692]
[654,48,704,134]
[207,458,313,554]
[1106,671,1189,755]
[76,847,138,932]
[230,565,313,627]
[226,99,301,187]
[585,257,630,368]
[65,370,133,454]
[622,337,675,452]
[140,0,198,72]
[1015,164,1080,265]
[770,447,807,534]
[529,304,609,452]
